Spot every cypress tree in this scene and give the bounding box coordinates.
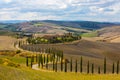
[61,58,63,71]
[87,61,89,74]
[30,56,33,68]
[53,59,55,71]
[98,66,100,74]
[26,56,29,67]
[43,54,46,64]
[36,54,38,63]
[46,54,49,69]
[80,56,83,73]
[41,55,43,68]
[104,58,106,74]
[112,62,115,74]
[75,59,77,73]
[64,60,67,72]
[38,54,40,68]
[55,61,57,72]
[70,58,72,72]
[91,63,94,74]
[117,61,119,74]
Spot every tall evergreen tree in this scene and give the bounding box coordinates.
[70,58,72,72]
[75,59,78,73]
[41,55,43,68]
[112,62,115,74]
[80,56,83,73]
[26,56,29,67]
[98,66,100,74]
[64,60,67,72]
[43,54,46,64]
[104,58,106,74]
[46,54,49,69]
[36,54,38,62]
[38,54,40,68]
[30,56,33,68]
[117,61,119,74]
[53,59,55,71]
[55,61,57,72]
[87,61,89,74]
[91,63,94,74]
[61,58,63,71]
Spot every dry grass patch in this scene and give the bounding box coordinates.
[0,36,17,50]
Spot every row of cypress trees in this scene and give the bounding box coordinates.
[26,56,119,74]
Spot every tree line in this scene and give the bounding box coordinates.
[27,33,81,44]
[26,55,119,74]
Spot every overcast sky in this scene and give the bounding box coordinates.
[0,0,120,22]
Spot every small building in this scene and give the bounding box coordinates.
[23,33,33,37]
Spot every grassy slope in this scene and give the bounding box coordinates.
[80,31,98,37]
[0,45,120,80]
[0,64,120,80]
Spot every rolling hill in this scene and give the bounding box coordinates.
[2,20,120,34]
[5,21,91,34]
[42,20,120,30]
[98,26,120,43]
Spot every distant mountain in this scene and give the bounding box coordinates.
[42,20,120,30]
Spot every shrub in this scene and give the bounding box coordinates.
[16,50,21,54]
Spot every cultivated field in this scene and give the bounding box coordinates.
[20,39,120,73]
[22,39,120,60]
[98,26,120,43]
[110,37,120,43]
[0,36,16,51]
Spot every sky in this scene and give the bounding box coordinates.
[0,0,120,22]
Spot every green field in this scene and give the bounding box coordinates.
[34,23,44,27]
[81,31,98,37]
[0,55,120,80]
[0,64,120,80]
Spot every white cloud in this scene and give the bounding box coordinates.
[0,0,120,22]
[17,0,68,10]
[4,0,12,3]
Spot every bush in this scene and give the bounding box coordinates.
[16,50,21,54]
